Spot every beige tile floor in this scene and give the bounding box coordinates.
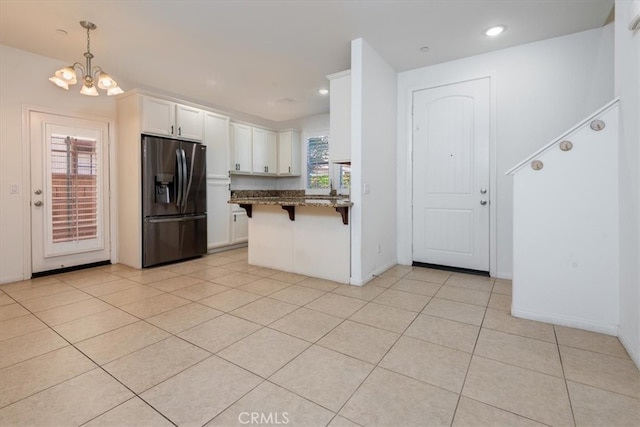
[0,247,638,426]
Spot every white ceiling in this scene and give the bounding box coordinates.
[0,0,613,122]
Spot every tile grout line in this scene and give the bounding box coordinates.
[448,295,489,426]
[555,325,578,427]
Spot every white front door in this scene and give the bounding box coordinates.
[412,77,490,271]
[30,112,111,274]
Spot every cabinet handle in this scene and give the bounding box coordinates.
[288,166,291,173]
[171,125,174,134]
[233,214,236,222]
[178,126,182,136]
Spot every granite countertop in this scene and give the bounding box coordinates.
[229,190,353,207]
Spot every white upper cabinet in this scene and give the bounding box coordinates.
[175,104,204,141]
[278,130,301,175]
[203,112,230,177]
[142,97,174,137]
[252,128,277,174]
[231,123,252,173]
[328,70,351,163]
[142,96,203,141]
[230,122,291,176]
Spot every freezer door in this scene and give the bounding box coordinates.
[142,136,181,217]
[142,215,207,267]
[181,141,207,215]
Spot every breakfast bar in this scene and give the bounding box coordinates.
[230,191,352,283]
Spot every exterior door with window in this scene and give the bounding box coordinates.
[30,112,111,274]
[412,77,490,271]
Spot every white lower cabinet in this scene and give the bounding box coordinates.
[206,180,231,249]
[231,207,249,243]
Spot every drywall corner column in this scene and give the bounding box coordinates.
[615,0,640,368]
[349,38,398,285]
[350,39,364,285]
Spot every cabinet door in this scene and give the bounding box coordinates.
[329,72,351,163]
[206,180,231,249]
[264,131,277,174]
[176,104,203,141]
[278,130,301,175]
[204,112,230,177]
[251,128,267,173]
[231,210,248,243]
[142,96,175,137]
[231,123,252,173]
[278,132,292,175]
[252,129,276,174]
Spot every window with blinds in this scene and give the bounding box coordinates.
[50,135,98,243]
[306,136,330,189]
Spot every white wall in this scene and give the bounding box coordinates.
[350,39,398,285]
[397,26,614,278]
[0,45,116,284]
[615,0,640,367]
[511,103,619,334]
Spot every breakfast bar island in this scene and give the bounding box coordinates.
[229,191,352,284]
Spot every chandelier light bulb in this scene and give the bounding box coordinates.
[80,83,99,96]
[97,72,115,89]
[107,86,124,96]
[55,66,77,84]
[48,76,69,90]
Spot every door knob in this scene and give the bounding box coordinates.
[34,201,43,207]
[480,188,487,194]
[480,199,487,205]
[34,189,42,195]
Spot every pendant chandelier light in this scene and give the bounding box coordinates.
[49,21,124,96]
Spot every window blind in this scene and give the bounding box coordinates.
[50,135,98,243]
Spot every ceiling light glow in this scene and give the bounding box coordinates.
[318,89,329,95]
[485,25,506,37]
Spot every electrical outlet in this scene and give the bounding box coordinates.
[364,183,370,194]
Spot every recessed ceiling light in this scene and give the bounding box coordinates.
[419,46,430,53]
[485,25,506,37]
[318,88,329,95]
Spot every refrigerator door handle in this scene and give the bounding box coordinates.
[175,148,183,211]
[180,148,188,210]
[182,144,197,210]
[148,214,207,224]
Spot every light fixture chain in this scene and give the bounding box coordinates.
[86,25,91,54]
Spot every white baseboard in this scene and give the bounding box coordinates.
[0,273,27,285]
[511,306,619,336]
[350,259,397,287]
[496,271,513,280]
[208,243,248,254]
[618,327,640,370]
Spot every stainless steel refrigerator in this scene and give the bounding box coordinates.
[142,135,207,267]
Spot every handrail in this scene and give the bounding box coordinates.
[506,97,620,175]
